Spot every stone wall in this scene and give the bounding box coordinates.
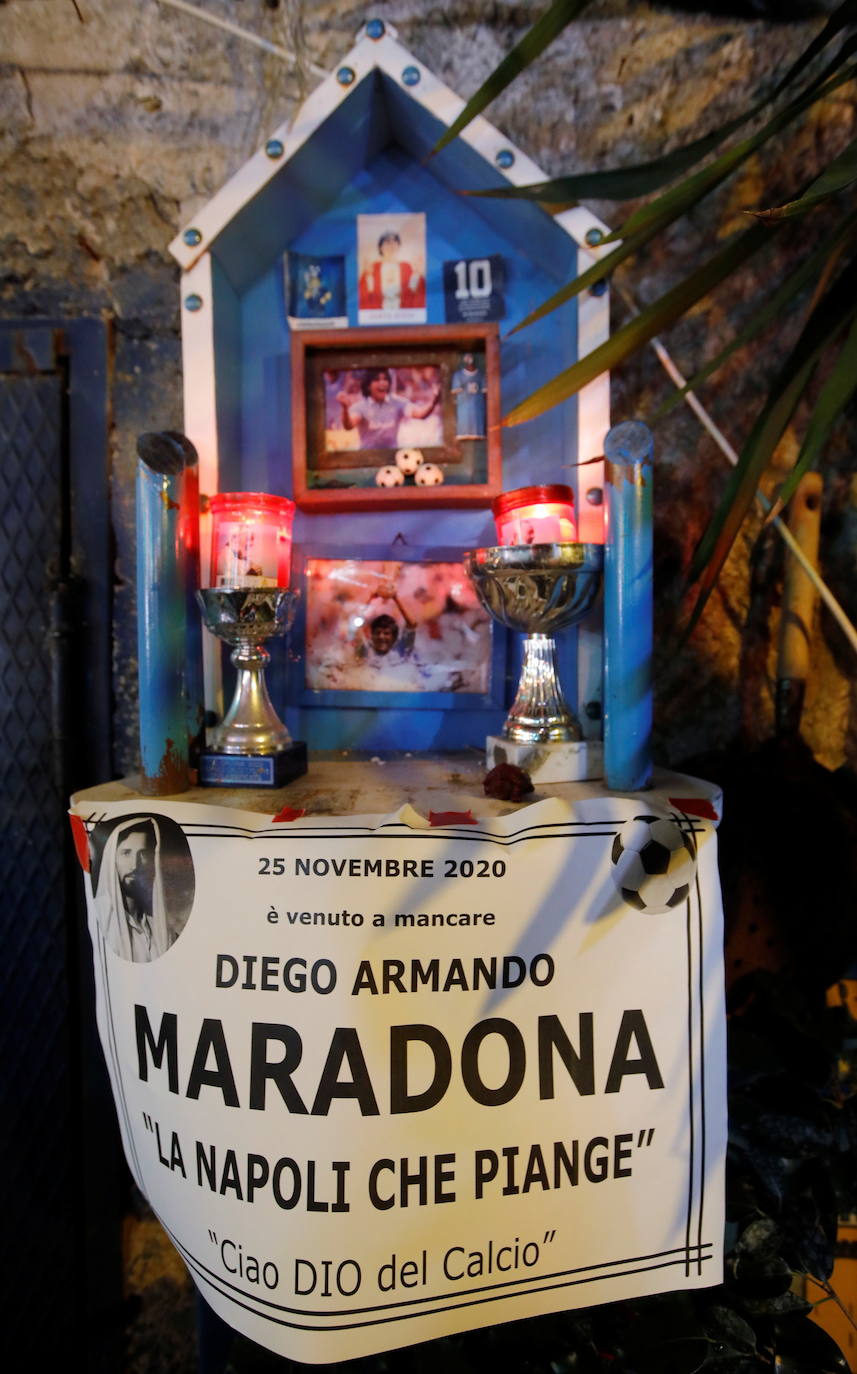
[3,0,855,776]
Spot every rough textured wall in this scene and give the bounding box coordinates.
[2,0,854,777]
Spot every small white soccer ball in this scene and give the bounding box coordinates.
[395,448,424,476]
[375,465,405,487]
[610,814,697,914]
[415,463,444,486]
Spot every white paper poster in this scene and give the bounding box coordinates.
[71,795,726,1364]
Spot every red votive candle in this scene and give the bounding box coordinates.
[208,492,295,588]
[492,484,577,546]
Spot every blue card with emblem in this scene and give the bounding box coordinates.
[285,252,347,329]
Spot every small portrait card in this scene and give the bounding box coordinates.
[285,251,348,330]
[357,213,427,325]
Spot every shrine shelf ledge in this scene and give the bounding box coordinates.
[72,754,722,824]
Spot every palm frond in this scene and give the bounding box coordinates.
[507,57,857,339]
[468,3,857,206]
[431,0,593,156]
[750,134,857,221]
[603,50,857,246]
[449,0,857,633]
[507,228,646,336]
[684,259,857,634]
[465,109,756,203]
[770,0,857,99]
[770,313,857,518]
[656,210,857,416]
[504,225,774,426]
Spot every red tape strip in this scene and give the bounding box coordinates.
[69,814,90,871]
[428,810,477,827]
[668,797,718,821]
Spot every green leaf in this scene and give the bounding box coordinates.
[772,313,857,513]
[684,260,857,634]
[689,360,816,578]
[430,0,594,156]
[689,260,857,579]
[468,2,857,206]
[602,50,857,247]
[465,108,755,203]
[682,359,819,640]
[503,224,773,427]
[656,209,857,416]
[751,134,857,221]
[770,0,857,100]
[506,227,648,335]
[508,55,857,339]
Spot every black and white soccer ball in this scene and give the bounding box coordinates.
[395,447,424,476]
[610,814,697,914]
[415,462,444,486]
[375,464,404,487]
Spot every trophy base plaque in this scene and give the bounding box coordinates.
[486,735,603,784]
[200,742,308,789]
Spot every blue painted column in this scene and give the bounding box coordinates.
[173,433,205,768]
[603,420,653,791]
[136,434,189,794]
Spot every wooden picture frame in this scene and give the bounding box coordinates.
[289,545,506,711]
[291,323,501,512]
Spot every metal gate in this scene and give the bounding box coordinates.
[0,321,117,1365]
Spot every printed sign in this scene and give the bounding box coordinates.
[72,795,725,1364]
[443,255,505,323]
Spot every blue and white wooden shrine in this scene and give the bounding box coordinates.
[170,18,621,759]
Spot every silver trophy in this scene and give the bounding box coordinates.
[196,587,307,786]
[464,543,603,779]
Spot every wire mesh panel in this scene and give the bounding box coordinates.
[0,368,78,1352]
[0,321,115,1366]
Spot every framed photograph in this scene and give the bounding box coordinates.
[291,546,506,711]
[291,323,501,511]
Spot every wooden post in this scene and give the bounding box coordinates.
[776,471,823,738]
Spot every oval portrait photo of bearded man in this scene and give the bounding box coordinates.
[89,813,195,962]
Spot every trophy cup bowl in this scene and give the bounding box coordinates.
[464,543,603,750]
[196,587,307,785]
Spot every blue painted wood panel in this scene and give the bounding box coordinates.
[209,100,587,751]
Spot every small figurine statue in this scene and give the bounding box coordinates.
[451,352,487,440]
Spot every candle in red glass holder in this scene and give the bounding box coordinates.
[208,492,295,588]
[492,485,577,546]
